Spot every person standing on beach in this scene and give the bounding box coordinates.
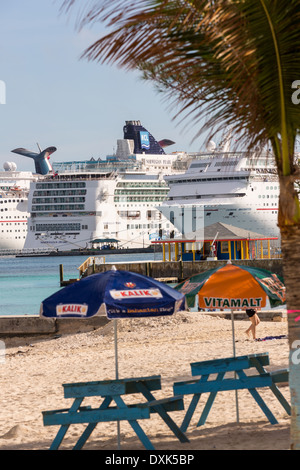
[245,308,260,340]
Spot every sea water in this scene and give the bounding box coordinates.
[0,253,163,316]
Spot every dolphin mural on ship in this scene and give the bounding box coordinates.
[11,145,57,175]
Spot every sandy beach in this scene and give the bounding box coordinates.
[0,312,291,450]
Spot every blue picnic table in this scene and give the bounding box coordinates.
[173,352,290,432]
[42,375,189,450]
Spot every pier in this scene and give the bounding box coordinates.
[76,258,283,282]
[0,246,159,258]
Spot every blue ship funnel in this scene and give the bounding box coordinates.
[123,120,172,155]
[11,146,57,175]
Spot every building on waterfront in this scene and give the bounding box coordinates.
[151,222,280,262]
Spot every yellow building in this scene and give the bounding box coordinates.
[152,222,279,262]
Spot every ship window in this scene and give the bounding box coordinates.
[36,223,81,231]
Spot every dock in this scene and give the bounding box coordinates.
[75,257,283,283]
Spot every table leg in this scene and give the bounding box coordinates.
[135,382,189,443]
[113,395,155,450]
[268,383,291,415]
[237,370,278,425]
[197,372,225,426]
[73,396,113,450]
[181,393,201,432]
[49,397,83,450]
[251,359,291,416]
[180,374,209,432]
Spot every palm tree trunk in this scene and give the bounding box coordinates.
[281,225,300,449]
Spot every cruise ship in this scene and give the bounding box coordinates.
[158,133,282,240]
[0,146,58,252]
[21,121,190,252]
[0,161,37,251]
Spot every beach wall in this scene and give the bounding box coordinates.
[0,315,109,337]
[208,310,287,322]
[0,309,286,338]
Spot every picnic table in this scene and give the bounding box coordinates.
[173,352,290,432]
[42,375,189,450]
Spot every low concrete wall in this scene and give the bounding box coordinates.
[86,258,283,281]
[207,310,287,322]
[0,307,286,339]
[0,315,109,337]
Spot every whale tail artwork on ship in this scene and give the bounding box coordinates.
[11,145,57,175]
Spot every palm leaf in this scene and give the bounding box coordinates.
[61,1,300,156]
[60,0,300,449]
[61,0,300,224]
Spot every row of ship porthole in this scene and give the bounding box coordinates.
[0,199,25,203]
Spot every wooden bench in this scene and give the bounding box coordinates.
[173,353,290,432]
[42,375,189,450]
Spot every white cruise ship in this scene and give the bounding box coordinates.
[158,134,282,240]
[22,121,190,251]
[0,162,36,251]
[0,146,58,252]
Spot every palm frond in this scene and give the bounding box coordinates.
[61,0,300,166]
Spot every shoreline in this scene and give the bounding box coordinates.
[15,247,160,258]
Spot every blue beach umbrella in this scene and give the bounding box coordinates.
[41,267,186,320]
[40,267,186,377]
[41,267,186,449]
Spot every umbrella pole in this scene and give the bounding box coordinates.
[114,319,119,380]
[231,310,236,358]
[114,319,121,450]
[230,310,240,423]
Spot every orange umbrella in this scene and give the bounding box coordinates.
[176,261,286,422]
[197,262,284,310]
[176,261,286,355]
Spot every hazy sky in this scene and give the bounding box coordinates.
[0,0,211,172]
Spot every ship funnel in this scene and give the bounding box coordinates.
[220,127,232,152]
[206,140,216,152]
[11,146,57,175]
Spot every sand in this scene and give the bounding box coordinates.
[0,312,291,450]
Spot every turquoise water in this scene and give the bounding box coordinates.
[0,253,163,316]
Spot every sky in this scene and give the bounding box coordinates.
[0,0,210,172]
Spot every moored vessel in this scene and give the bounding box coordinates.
[22,121,190,252]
